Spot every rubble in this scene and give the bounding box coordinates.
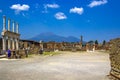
[109,38,120,80]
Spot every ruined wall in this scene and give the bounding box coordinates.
[109,38,120,80]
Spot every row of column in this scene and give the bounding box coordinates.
[2,15,20,51]
[3,15,19,33]
[2,36,19,50]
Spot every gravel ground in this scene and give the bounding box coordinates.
[0,51,110,80]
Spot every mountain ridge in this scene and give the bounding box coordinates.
[29,32,81,42]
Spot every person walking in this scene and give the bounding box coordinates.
[25,48,28,57]
[7,49,11,59]
[12,49,16,58]
[39,48,43,54]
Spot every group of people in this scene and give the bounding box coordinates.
[5,47,43,59]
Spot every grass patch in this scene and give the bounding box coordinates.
[43,51,60,56]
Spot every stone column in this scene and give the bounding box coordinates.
[3,16,6,31]
[39,40,43,50]
[86,43,89,52]
[16,38,19,50]
[8,37,11,49]
[12,21,15,32]
[16,23,19,33]
[12,38,15,50]
[8,18,10,31]
[93,44,95,52]
[2,36,6,51]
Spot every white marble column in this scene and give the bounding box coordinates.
[12,21,15,32]
[12,38,15,50]
[3,16,6,31]
[8,18,10,31]
[2,36,6,50]
[16,23,19,33]
[8,37,11,49]
[15,38,19,50]
[39,40,43,50]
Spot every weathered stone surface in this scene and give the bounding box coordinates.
[109,38,120,80]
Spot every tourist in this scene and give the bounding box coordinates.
[13,49,16,58]
[7,49,11,59]
[25,48,28,57]
[39,48,43,54]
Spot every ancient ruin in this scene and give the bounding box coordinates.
[109,38,120,80]
[1,16,20,52]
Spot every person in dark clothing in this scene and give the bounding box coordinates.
[12,49,16,58]
[25,48,28,57]
[7,49,11,59]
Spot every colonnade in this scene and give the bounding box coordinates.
[1,16,20,51]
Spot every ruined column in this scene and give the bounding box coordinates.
[2,36,6,51]
[12,38,15,50]
[12,21,15,32]
[8,37,11,49]
[86,43,89,52]
[16,23,19,33]
[8,18,10,31]
[39,40,43,50]
[93,44,95,52]
[3,16,6,31]
[15,38,19,50]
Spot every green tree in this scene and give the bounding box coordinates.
[102,40,106,45]
[95,40,98,45]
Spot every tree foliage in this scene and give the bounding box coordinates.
[95,40,98,45]
[102,40,106,45]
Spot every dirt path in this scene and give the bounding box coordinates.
[0,51,110,80]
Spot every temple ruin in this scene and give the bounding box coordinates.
[1,16,20,52]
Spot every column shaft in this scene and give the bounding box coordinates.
[16,39,19,50]
[3,16,6,31]
[12,38,15,50]
[8,18,10,31]
[8,38,11,49]
[2,36,6,50]
[16,23,19,33]
[12,21,15,32]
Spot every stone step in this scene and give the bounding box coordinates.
[0,55,6,58]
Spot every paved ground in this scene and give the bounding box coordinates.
[0,51,110,80]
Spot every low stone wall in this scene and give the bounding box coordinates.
[109,38,120,80]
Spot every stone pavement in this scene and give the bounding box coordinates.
[0,51,110,80]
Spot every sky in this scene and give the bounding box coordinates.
[0,0,120,42]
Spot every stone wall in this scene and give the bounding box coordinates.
[109,38,120,80]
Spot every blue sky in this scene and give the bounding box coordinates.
[0,0,120,42]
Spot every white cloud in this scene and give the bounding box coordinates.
[10,4,30,14]
[55,12,67,20]
[45,3,60,8]
[88,0,108,8]
[42,3,59,13]
[70,7,84,15]
[0,9,2,13]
